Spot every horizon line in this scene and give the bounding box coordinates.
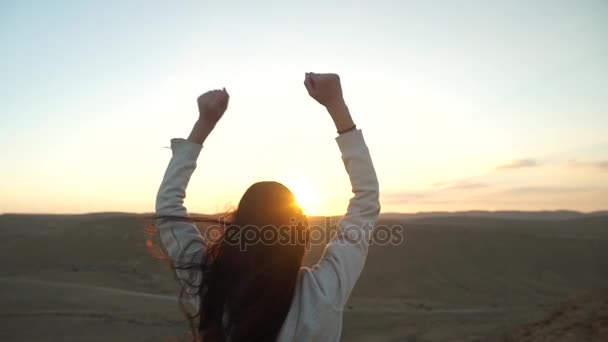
[2,209,607,217]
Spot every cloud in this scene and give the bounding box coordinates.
[568,160,608,172]
[382,190,471,205]
[496,158,540,170]
[502,186,589,195]
[383,191,429,204]
[383,185,606,209]
[383,180,489,206]
[432,179,488,190]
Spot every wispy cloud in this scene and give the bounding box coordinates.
[496,158,540,170]
[382,190,471,206]
[384,180,490,206]
[502,186,589,195]
[383,191,429,204]
[432,179,488,190]
[383,185,606,209]
[568,160,608,172]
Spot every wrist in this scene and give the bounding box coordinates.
[187,119,215,145]
[333,117,356,133]
[196,118,217,130]
[326,102,354,132]
[325,99,347,114]
[337,124,357,135]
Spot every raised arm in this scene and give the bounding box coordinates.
[303,73,380,309]
[155,89,229,309]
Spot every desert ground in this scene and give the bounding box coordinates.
[1,212,607,341]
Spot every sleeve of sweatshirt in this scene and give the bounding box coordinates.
[155,138,205,310]
[309,129,381,309]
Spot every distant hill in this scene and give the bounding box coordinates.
[379,210,608,221]
[2,210,607,222]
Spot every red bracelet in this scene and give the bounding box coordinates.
[338,125,357,135]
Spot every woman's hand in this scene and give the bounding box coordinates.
[304,73,345,109]
[188,88,230,145]
[304,73,355,133]
[197,88,230,127]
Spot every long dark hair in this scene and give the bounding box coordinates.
[165,181,309,342]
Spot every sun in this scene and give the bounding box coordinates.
[284,178,320,215]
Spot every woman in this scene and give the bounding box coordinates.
[155,72,380,341]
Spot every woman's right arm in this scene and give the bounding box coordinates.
[304,73,381,309]
[156,89,230,264]
[155,89,229,313]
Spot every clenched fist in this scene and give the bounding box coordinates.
[304,72,355,133]
[197,88,230,126]
[304,73,345,109]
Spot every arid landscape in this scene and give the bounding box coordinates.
[1,211,607,341]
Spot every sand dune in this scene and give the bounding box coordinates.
[1,212,607,341]
[485,288,608,342]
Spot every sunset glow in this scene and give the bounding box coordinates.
[0,1,607,215]
[284,178,321,215]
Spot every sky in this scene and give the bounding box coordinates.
[0,0,607,215]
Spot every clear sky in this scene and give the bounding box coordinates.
[1,0,607,215]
